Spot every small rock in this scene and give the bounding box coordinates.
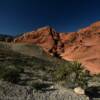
[74,87,85,95]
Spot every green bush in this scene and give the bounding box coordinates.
[93,73,100,82]
[32,82,50,91]
[2,68,20,83]
[53,61,92,89]
[0,65,22,83]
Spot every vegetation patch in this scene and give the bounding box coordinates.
[0,65,23,83]
[53,61,92,89]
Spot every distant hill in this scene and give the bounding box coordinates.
[0,34,13,42]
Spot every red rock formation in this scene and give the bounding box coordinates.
[14,21,100,74]
[60,21,100,74]
[14,26,62,56]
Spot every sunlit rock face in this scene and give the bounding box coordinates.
[14,21,100,74]
[60,21,100,74]
[14,26,63,56]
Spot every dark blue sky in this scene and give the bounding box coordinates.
[0,0,100,35]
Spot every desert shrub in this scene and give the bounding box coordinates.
[0,65,22,83]
[92,25,100,31]
[92,73,100,82]
[32,82,50,91]
[2,68,20,83]
[69,36,76,43]
[53,61,92,89]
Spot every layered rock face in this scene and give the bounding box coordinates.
[14,22,100,74]
[60,21,100,74]
[14,26,63,56]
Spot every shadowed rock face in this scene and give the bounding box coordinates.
[14,22,100,74]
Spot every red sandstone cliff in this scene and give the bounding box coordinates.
[14,22,100,74]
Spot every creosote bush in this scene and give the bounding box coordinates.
[32,82,51,91]
[0,65,23,83]
[53,61,92,89]
[93,73,100,82]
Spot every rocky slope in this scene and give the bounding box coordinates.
[0,81,89,100]
[0,42,91,100]
[14,21,100,74]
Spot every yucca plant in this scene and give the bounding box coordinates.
[53,61,92,89]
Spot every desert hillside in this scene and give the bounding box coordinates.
[14,21,100,74]
[0,22,100,100]
[0,42,90,100]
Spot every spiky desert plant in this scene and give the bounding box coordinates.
[54,61,92,89]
